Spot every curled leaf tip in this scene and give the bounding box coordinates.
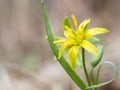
[45,35,48,40]
[41,0,44,3]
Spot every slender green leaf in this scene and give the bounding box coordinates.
[87,61,118,89]
[41,1,86,90]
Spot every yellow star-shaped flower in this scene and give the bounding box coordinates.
[53,15,109,68]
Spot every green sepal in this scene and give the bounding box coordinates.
[91,45,103,67]
[63,17,72,30]
[87,37,100,44]
[84,22,89,31]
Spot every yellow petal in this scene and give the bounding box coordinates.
[76,19,90,35]
[80,40,98,55]
[64,26,77,40]
[68,45,80,68]
[53,40,66,44]
[58,40,73,59]
[71,15,78,29]
[85,28,109,39]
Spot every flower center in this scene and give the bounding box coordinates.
[73,35,84,46]
[78,34,84,42]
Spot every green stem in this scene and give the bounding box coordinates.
[90,68,96,90]
[90,68,95,84]
[82,48,91,88]
[94,66,102,90]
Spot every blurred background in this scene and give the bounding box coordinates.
[0,0,120,90]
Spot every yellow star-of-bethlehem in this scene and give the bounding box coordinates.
[53,15,109,68]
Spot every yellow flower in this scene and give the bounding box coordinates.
[53,15,109,68]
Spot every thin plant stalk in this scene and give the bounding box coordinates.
[82,48,91,90]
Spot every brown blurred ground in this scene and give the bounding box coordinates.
[0,0,120,90]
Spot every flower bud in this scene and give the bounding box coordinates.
[91,45,104,67]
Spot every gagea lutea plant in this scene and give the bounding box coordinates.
[41,1,118,90]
